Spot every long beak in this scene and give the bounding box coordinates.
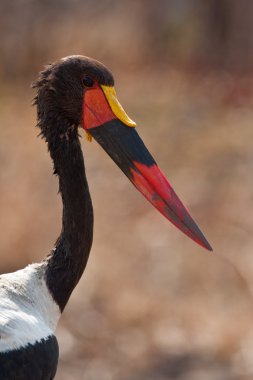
[82,85,212,251]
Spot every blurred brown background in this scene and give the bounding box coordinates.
[1,1,253,379]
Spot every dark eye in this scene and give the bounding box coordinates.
[82,76,94,87]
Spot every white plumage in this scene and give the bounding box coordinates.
[0,264,60,352]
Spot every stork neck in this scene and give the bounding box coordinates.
[44,126,93,312]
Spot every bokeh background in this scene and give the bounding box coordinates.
[1,1,253,379]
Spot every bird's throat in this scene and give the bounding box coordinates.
[44,127,94,312]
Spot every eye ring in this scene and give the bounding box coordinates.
[82,76,94,88]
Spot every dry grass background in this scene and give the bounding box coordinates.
[1,1,253,379]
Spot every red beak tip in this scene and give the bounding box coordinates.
[199,238,213,252]
[203,244,213,252]
[206,243,213,252]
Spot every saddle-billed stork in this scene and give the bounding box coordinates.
[0,56,212,379]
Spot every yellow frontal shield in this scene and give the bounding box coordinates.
[101,85,136,127]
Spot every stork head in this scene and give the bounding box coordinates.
[33,55,212,251]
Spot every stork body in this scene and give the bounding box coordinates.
[0,265,60,379]
[0,79,93,378]
[0,56,211,379]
